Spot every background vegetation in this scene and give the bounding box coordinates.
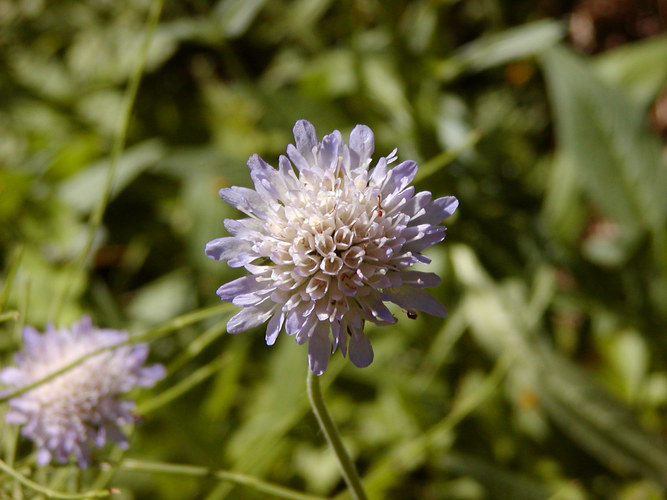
[1,0,667,498]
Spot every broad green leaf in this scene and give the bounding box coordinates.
[434,19,566,78]
[214,0,268,38]
[541,46,667,263]
[535,348,667,487]
[594,34,667,108]
[453,245,667,486]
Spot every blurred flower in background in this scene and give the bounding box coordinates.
[0,316,165,467]
[206,120,458,375]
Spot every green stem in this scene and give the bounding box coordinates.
[119,459,326,500]
[0,310,19,323]
[0,459,112,499]
[50,0,165,323]
[306,370,368,500]
[0,245,23,311]
[136,356,227,415]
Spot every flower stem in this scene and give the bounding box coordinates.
[119,459,325,500]
[50,0,165,323]
[306,370,368,500]
[0,459,111,499]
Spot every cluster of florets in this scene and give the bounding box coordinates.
[206,120,458,374]
[0,317,165,467]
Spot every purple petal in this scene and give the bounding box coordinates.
[402,191,432,218]
[265,312,284,345]
[136,364,166,387]
[382,287,447,317]
[348,331,373,368]
[415,196,459,225]
[218,186,269,218]
[4,410,28,425]
[405,226,447,252]
[285,308,305,337]
[223,217,266,237]
[349,124,374,168]
[21,326,43,352]
[36,449,52,466]
[286,144,311,172]
[381,161,417,195]
[368,156,387,186]
[226,306,274,334]
[278,155,301,190]
[205,237,253,262]
[307,323,331,375]
[217,276,273,307]
[317,131,342,171]
[395,271,441,288]
[295,314,318,345]
[293,120,318,163]
[0,367,25,385]
[248,154,282,200]
[73,316,93,334]
[358,296,397,325]
[331,320,345,356]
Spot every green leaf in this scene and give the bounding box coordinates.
[453,245,667,486]
[535,347,667,487]
[435,19,566,78]
[436,453,553,500]
[541,46,667,263]
[214,0,268,38]
[594,34,667,108]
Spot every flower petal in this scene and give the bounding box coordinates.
[358,295,397,325]
[415,196,459,224]
[218,186,269,218]
[405,226,447,252]
[205,237,253,262]
[307,323,331,375]
[293,119,318,164]
[348,331,373,368]
[0,367,25,385]
[265,312,284,346]
[394,271,441,288]
[382,287,447,317]
[381,160,417,195]
[21,326,43,353]
[222,281,273,307]
[317,131,342,172]
[248,154,282,200]
[285,305,308,337]
[226,306,274,334]
[349,124,374,169]
[295,314,318,345]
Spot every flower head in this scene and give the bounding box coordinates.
[206,120,458,375]
[0,316,165,467]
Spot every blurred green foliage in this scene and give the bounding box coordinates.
[1,0,667,499]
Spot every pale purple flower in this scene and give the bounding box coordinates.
[0,316,165,467]
[206,120,458,375]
